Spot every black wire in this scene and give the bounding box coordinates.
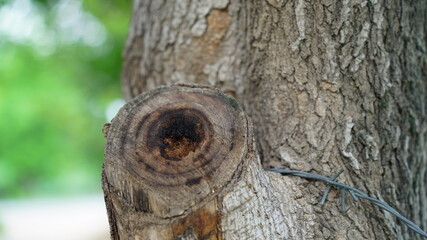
[267,168,427,238]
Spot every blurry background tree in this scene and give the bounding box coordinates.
[0,0,131,198]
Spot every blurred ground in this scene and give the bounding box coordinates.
[0,195,109,240]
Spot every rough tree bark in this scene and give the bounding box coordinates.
[104,0,426,239]
[103,85,304,239]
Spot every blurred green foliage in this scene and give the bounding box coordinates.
[0,0,131,198]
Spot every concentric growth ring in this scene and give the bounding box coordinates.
[105,85,248,194]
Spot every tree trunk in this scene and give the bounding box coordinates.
[103,85,305,239]
[104,0,427,239]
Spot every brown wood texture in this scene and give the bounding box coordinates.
[107,0,427,239]
[103,85,249,239]
[103,85,312,239]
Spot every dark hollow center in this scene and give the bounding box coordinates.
[156,110,205,161]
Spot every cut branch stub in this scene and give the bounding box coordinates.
[103,85,251,239]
